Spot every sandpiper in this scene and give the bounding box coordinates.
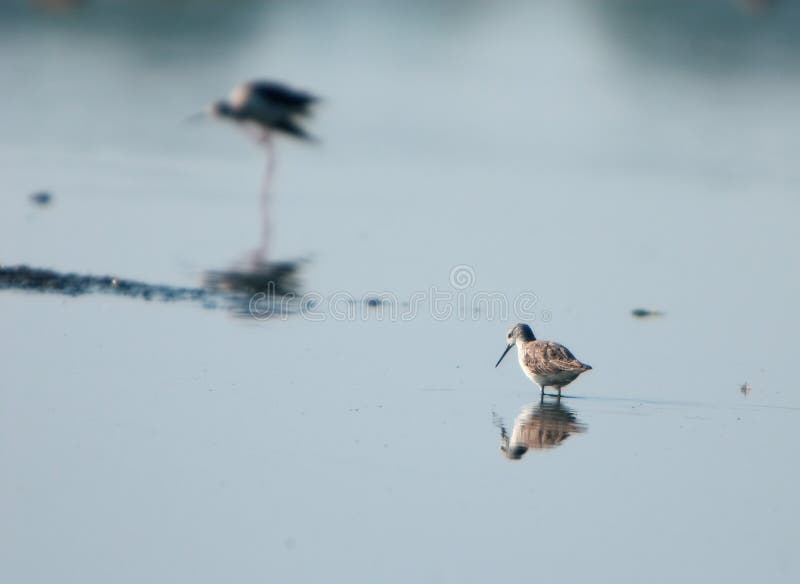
[206,80,319,264]
[495,323,591,396]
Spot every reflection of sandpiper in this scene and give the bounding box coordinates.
[495,323,592,396]
[206,80,319,264]
[496,398,587,459]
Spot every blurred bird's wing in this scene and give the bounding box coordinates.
[249,81,318,114]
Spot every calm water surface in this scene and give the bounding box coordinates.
[2,1,799,582]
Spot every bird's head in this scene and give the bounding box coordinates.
[495,323,535,367]
[500,443,528,460]
[209,100,234,118]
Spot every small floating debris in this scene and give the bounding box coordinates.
[631,308,664,319]
[29,191,52,206]
[740,382,751,398]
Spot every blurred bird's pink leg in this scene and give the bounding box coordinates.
[255,130,276,265]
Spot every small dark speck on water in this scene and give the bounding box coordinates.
[740,382,751,398]
[365,297,382,307]
[29,191,52,206]
[631,308,665,318]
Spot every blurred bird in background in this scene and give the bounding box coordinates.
[204,80,319,265]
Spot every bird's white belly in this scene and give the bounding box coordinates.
[518,353,542,383]
[532,373,558,385]
[533,371,578,387]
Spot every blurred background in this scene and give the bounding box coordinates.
[1,1,799,583]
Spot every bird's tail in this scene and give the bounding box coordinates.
[274,118,316,142]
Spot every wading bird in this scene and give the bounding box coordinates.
[495,323,591,396]
[207,80,318,264]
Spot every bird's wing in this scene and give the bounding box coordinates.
[524,341,588,375]
[248,81,318,113]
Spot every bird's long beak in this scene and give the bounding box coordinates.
[495,344,512,368]
[182,111,208,124]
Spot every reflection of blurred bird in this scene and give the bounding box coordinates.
[496,323,591,396]
[496,398,587,459]
[740,382,751,398]
[206,80,319,265]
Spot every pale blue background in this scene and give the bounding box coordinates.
[2,1,799,582]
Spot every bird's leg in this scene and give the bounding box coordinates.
[557,388,562,398]
[538,384,544,396]
[254,130,276,266]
